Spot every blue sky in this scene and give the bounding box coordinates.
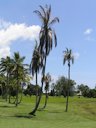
[0,0,96,88]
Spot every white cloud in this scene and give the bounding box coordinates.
[0,23,41,47]
[73,52,80,59]
[0,19,11,29]
[0,19,41,58]
[84,28,93,35]
[0,47,11,58]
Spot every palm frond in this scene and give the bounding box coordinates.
[39,5,46,16]
[63,48,74,65]
[33,10,44,22]
[49,17,59,26]
[53,30,57,47]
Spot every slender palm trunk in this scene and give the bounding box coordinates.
[15,86,18,106]
[42,89,48,109]
[17,85,23,105]
[6,72,9,101]
[41,57,49,110]
[29,80,43,116]
[65,62,70,112]
[35,71,38,104]
[15,68,19,107]
[29,60,46,115]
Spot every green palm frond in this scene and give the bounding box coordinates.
[49,17,59,26]
[63,48,74,65]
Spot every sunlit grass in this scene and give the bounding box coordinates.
[0,96,96,128]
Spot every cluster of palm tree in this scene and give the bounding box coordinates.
[0,52,29,106]
[0,4,74,115]
[29,5,74,115]
[29,5,59,116]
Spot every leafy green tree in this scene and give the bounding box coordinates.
[54,76,76,97]
[77,84,90,97]
[0,74,6,98]
[63,48,74,112]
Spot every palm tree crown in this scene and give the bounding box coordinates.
[63,48,74,66]
[30,41,42,77]
[34,5,59,56]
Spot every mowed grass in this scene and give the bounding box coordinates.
[0,96,96,128]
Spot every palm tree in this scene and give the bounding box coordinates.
[30,5,59,114]
[12,52,25,106]
[0,56,13,101]
[42,73,51,109]
[29,41,42,115]
[63,48,74,112]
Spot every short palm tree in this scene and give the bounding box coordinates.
[31,4,59,113]
[12,52,25,106]
[43,73,51,109]
[63,48,74,112]
[0,56,13,101]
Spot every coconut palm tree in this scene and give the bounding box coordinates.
[63,48,74,112]
[29,41,42,115]
[12,52,25,106]
[0,56,13,101]
[29,5,59,114]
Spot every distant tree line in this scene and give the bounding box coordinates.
[77,84,96,98]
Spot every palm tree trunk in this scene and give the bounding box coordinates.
[42,90,48,109]
[65,63,70,112]
[29,57,46,115]
[15,86,18,106]
[6,72,9,102]
[35,71,38,104]
[17,85,23,105]
[15,68,19,107]
[29,80,43,116]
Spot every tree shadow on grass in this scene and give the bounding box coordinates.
[14,114,34,119]
[0,114,34,119]
[0,105,15,108]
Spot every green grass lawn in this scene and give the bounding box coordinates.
[0,96,96,128]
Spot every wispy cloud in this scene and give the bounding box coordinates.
[0,19,41,58]
[84,28,93,35]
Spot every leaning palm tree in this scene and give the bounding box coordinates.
[29,41,42,115]
[29,5,59,114]
[63,48,74,112]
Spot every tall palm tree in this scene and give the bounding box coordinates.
[63,48,74,112]
[12,52,25,106]
[29,41,42,115]
[29,5,59,114]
